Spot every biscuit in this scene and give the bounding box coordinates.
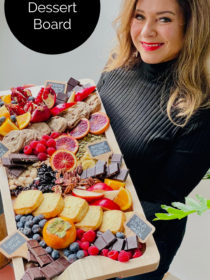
[75,206,103,231]
[99,210,125,234]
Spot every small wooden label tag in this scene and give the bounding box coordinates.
[87,140,113,161]
[0,230,29,259]
[125,213,155,243]
[45,80,67,95]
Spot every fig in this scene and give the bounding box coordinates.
[31,106,51,123]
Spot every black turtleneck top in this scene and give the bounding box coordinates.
[97,61,210,204]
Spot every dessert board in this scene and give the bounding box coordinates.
[0,79,159,280]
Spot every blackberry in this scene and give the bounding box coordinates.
[33,164,56,193]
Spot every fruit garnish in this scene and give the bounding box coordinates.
[43,217,76,249]
[87,183,113,192]
[41,86,56,109]
[113,187,132,211]
[11,87,32,107]
[89,112,110,135]
[0,105,10,118]
[90,198,120,210]
[69,118,90,140]
[104,178,126,190]
[6,104,25,116]
[24,101,37,113]
[0,118,18,136]
[31,106,51,123]
[1,94,11,104]
[50,149,77,171]
[50,102,76,116]
[24,145,33,155]
[16,112,31,129]
[74,86,96,102]
[72,189,104,202]
[55,135,79,154]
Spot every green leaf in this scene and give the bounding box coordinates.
[171,201,193,212]
[207,200,210,209]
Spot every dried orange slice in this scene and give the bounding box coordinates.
[89,112,110,135]
[16,112,31,129]
[69,118,90,139]
[43,217,76,249]
[55,135,79,154]
[50,149,77,171]
[0,118,18,136]
[0,105,10,118]
[1,95,11,104]
[113,187,132,211]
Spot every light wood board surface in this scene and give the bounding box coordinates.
[0,81,160,280]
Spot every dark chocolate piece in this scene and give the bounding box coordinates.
[87,167,95,178]
[36,254,53,267]
[21,272,32,280]
[30,247,48,257]
[95,163,106,177]
[106,163,119,177]
[102,230,116,247]
[48,260,65,275]
[80,169,87,179]
[126,235,139,250]
[123,240,128,250]
[110,154,123,166]
[2,157,12,167]
[27,240,40,249]
[26,267,45,280]
[112,168,129,182]
[94,236,107,251]
[111,238,125,252]
[9,153,38,164]
[27,251,38,263]
[55,92,68,105]
[6,166,26,178]
[56,256,70,269]
[41,264,57,279]
[67,77,80,92]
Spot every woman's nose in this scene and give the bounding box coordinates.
[141,21,157,38]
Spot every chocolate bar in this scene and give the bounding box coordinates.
[112,168,129,182]
[27,251,38,263]
[21,272,32,280]
[94,236,107,251]
[80,169,87,179]
[56,256,70,269]
[55,92,68,105]
[106,163,119,177]
[6,166,26,178]
[41,264,57,279]
[80,161,106,179]
[9,154,38,164]
[40,257,70,279]
[110,154,123,166]
[26,267,45,280]
[111,238,125,252]
[36,254,53,267]
[87,167,95,178]
[27,240,40,249]
[102,230,116,247]
[125,235,139,250]
[30,246,48,257]
[67,77,80,92]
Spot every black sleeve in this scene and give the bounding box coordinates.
[155,115,210,201]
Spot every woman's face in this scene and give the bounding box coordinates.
[130,0,185,64]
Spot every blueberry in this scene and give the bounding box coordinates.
[15,215,22,222]
[45,246,53,254]
[51,250,60,260]
[20,216,27,224]
[23,227,32,236]
[39,219,47,228]
[67,254,77,263]
[0,117,6,125]
[69,242,79,253]
[25,220,34,228]
[19,227,24,233]
[26,215,33,221]
[116,232,125,239]
[17,221,24,228]
[37,214,45,220]
[10,115,16,123]
[28,96,35,101]
[76,250,85,259]
[0,101,4,106]
[11,100,17,104]
[63,249,71,257]
[39,240,47,248]
[32,234,41,241]
[32,224,41,234]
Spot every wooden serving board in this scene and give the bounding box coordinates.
[0,80,159,280]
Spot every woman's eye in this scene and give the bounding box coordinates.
[159,17,172,23]
[135,14,144,21]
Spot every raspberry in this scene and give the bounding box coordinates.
[81,237,87,242]
[42,135,51,141]
[107,250,118,260]
[47,147,56,156]
[100,249,109,257]
[37,152,48,161]
[40,139,47,146]
[36,143,46,153]
[24,145,32,155]
[46,139,56,147]
[50,132,60,139]
[76,229,85,240]
[127,250,133,259]
[83,230,96,243]
[80,241,90,251]
[132,248,142,258]
[88,246,99,256]
[30,140,39,149]
[33,149,39,155]
[83,250,88,257]
[118,250,130,262]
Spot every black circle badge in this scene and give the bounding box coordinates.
[4,0,100,54]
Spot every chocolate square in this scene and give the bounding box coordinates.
[95,164,105,177]
[27,267,45,280]
[126,235,139,250]
[106,163,119,177]
[36,254,53,267]
[80,169,87,179]
[10,154,38,164]
[94,236,107,251]
[41,264,58,279]
[56,256,70,269]
[55,92,68,105]
[21,272,32,280]
[48,260,65,275]
[27,240,40,249]
[112,168,129,182]
[110,154,123,166]
[31,247,47,257]
[67,77,80,92]
[27,251,38,263]
[111,238,125,252]
[102,230,116,246]
[87,167,95,178]
[6,166,26,178]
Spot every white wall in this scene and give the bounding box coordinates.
[0,1,210,279]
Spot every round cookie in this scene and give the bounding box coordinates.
[29,122,51,139]
[48,116,68,133]
[2,130,25,153]
[21,129,39,146]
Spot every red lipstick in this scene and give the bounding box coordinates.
[141,42,164,51]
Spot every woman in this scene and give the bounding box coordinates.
[97,0,210,279]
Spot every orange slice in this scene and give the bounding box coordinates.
[69,118,90,139]
[50,149,77,171]
[55,135,79,154]
[0,105,10,118]
[16,112,31,129]
[113,187,132,211]
[104,178,126,190]
[1,95,11,104]
[89,112,110,135]
[0,118,18,136]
